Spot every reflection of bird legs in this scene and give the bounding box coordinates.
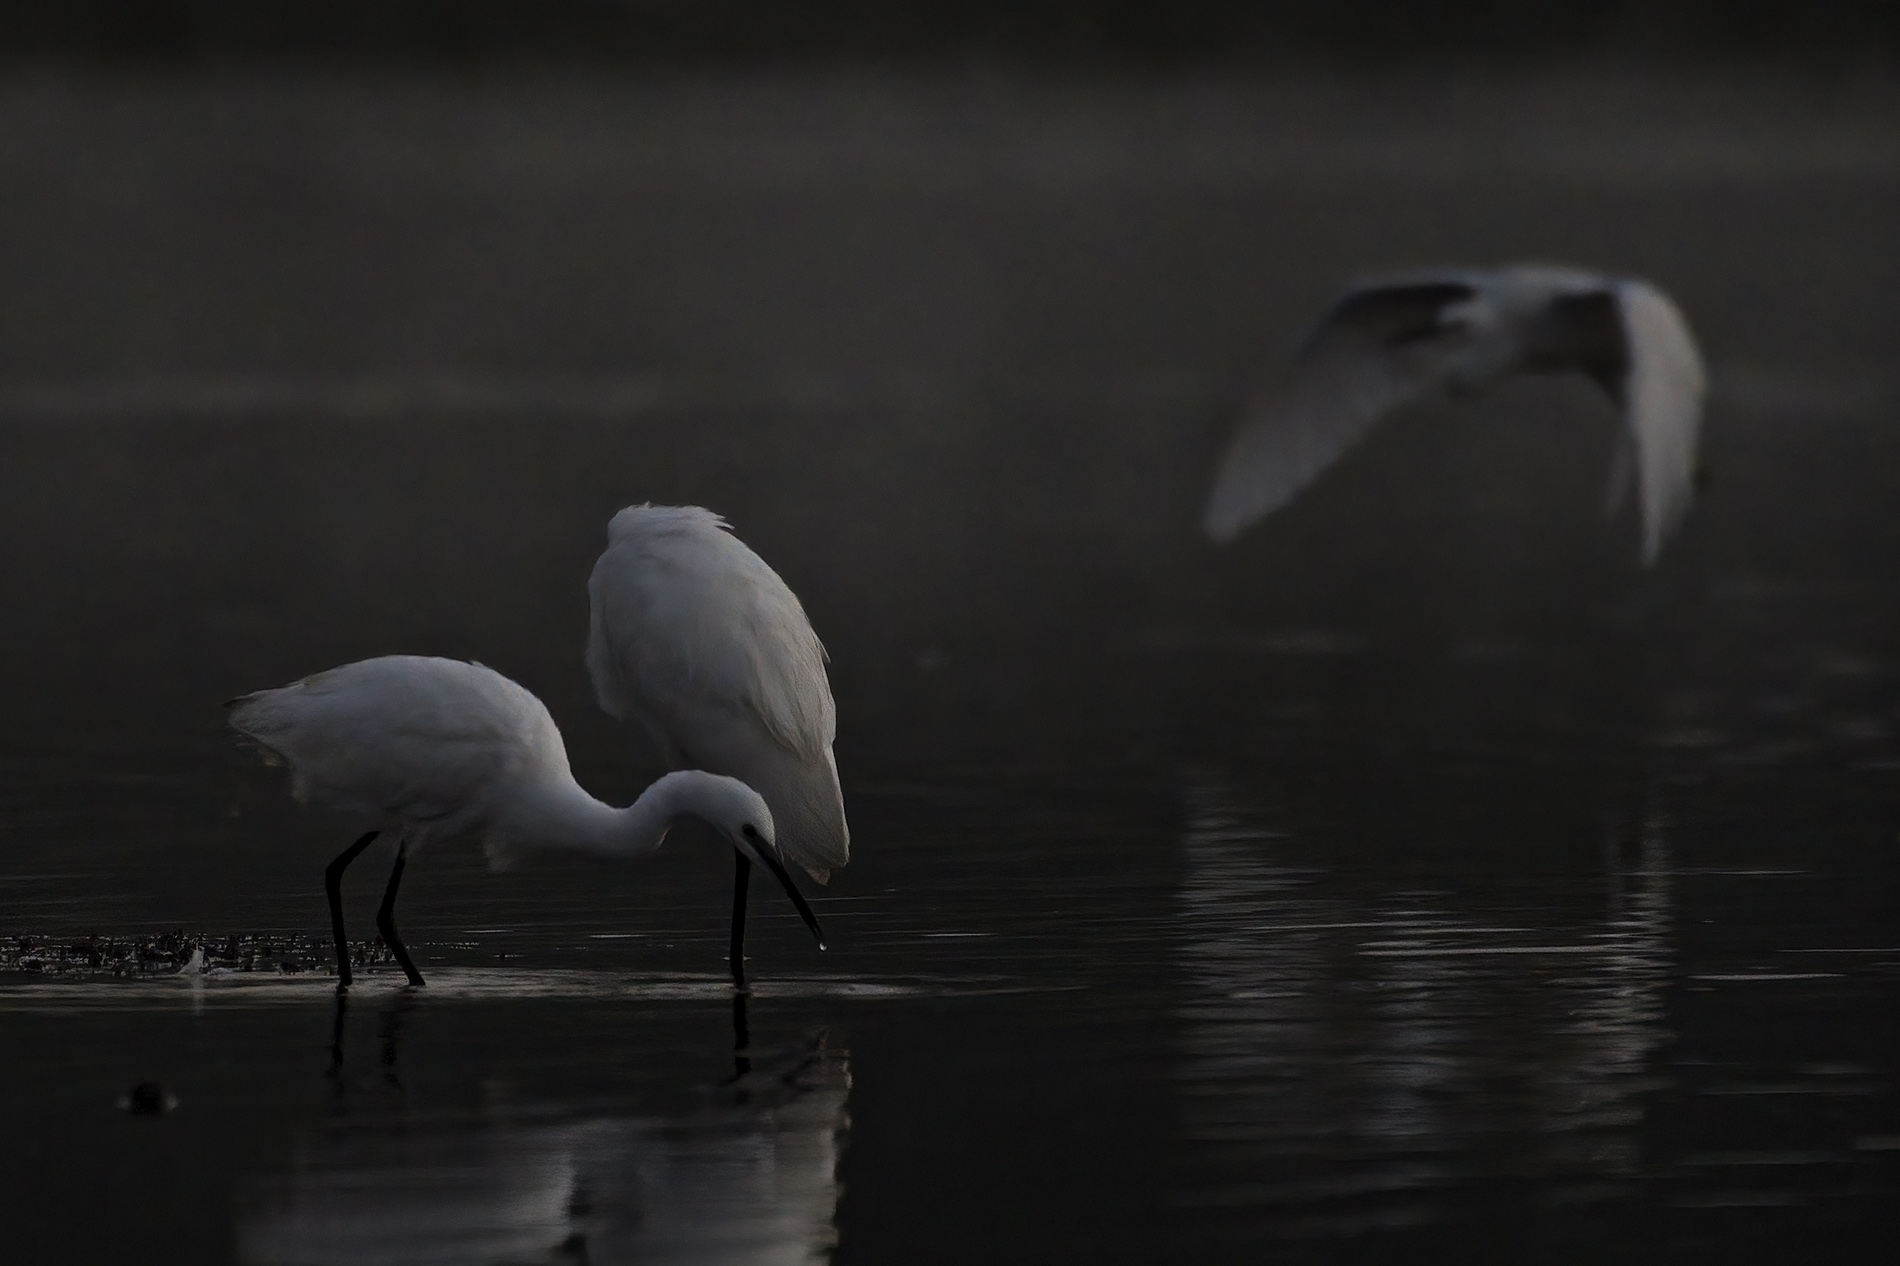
[731,988,752,1084]
[776,1032,829,1093]
[378,993,419,1091]
[325,989,416,1095]
[326,989,349,1088]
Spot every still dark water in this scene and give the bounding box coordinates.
[2,69,1899,1262]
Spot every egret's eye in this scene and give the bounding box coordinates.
[741,824,759,839]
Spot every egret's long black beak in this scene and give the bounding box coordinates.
[743,833,827,950]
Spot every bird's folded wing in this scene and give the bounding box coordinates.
[230,662,530,821]
[588,525,836,762]
[1616,280,1707,566]
[587,511,849,878]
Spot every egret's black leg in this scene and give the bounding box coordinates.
[325,830,380,989]
[729,851,753,989]
[375,841,426,987]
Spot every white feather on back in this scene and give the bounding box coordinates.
[587,506,833,756]
[227,656,563,843]
[1615,279,1707,566]
[586,505,847,879]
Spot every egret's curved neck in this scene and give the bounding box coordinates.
[506,771,706,860]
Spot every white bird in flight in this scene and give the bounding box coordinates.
[1202,265,1707,565]
[228,655,825,989]
[587,504,848,987]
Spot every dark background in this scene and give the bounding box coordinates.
[1,0,1895,917]
[5,0,1900,64]
[1,6,1897,1264]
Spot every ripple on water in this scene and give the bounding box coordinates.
[0,965,1057,1013]
[1173,777,1679,1237]
[238,1041,852,1266]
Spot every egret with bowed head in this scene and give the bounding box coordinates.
[586,505,849,986]
[228,655,825,989]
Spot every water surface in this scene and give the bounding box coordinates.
[2,68,1898,1262]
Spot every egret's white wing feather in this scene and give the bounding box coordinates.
[1615,280,1707,565]
[228,657,554,835]
[587,507,833,758]
[587,506,847,880]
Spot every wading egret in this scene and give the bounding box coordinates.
[228,655,825,989]
[586,505,848,985]
[1203,264,1707,564]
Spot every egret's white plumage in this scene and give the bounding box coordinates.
[587,505,848,885]
[1202,264,1708,565]
[229,655,824,987]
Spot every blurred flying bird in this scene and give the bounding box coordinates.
[587,505,848,986]
[1203,265,1707,564]
[228,655,825,989]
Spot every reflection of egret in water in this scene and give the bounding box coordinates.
[239,1001,849,1265]
[1174,777,1671,1236]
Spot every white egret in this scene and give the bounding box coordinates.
[1203,264,1707,565]
[586,505,848,986]
[227,655,826,989]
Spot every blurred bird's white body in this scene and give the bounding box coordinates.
[587,505,849,884]
[1202,264,1707,565]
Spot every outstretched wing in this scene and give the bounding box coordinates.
[1614,280,1707,566]
[587,506,848,880]
[1202,279,1478,543]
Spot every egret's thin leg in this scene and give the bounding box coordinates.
[729,851,753,988]
[375,841,426,987]
[325,830,380,989]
